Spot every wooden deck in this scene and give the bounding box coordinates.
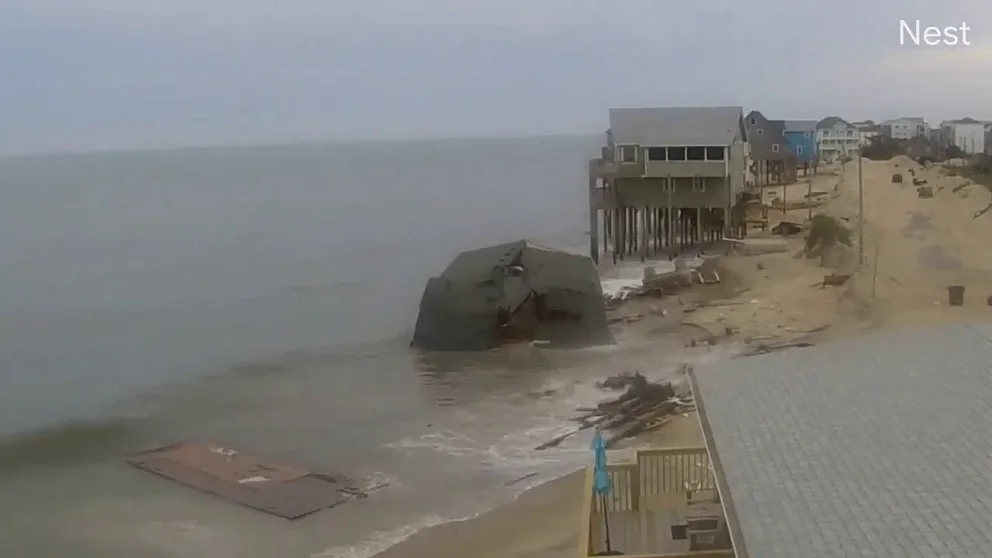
[589,508,689,555]
[579,446,735,558]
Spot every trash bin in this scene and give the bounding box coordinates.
[948,285,965,306]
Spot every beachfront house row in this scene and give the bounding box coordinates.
[883,117,930,140]
[816,116,859,161]
[588,106,749,263]
[852,120,881,146]
[783,120,818,174]
[744,110,796,185]
[940,118,986,154]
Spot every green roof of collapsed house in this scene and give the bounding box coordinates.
[413,240,611,351]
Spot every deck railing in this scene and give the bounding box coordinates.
[579,446,732,558]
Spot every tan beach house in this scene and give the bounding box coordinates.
[588,106,749,264]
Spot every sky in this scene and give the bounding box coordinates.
[1,0,990,155]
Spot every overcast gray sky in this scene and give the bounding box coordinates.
[1,0,989,154]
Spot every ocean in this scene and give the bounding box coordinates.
[0,136,731,558]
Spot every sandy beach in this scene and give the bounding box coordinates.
[380,155,992,558]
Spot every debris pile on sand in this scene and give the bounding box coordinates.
[725,237,789,255]
[804,215,852,258]
[535,371,695,450]
[603,257,720,304]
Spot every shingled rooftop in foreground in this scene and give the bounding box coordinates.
[690,323,992,558]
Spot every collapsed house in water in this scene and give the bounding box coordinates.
[411,240,613,351]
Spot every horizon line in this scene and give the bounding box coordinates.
[0,132,602,161]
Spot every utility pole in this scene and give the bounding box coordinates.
[857,147,865,265]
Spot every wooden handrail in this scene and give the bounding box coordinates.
[582,446,731,558]
[635,446,708,457]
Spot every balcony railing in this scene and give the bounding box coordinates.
[579,446,735,558]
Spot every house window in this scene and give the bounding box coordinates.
[804,131,810,137]
[693,176,706,192]
[686,147,706,161]
[705,146,724,160]
[772,144,780,153]
[796,145,804,155]
[646,147,667,161]
[618,145,638,162]
[757,129,764,136]
[749,117,756,125]
[667,147,687,161]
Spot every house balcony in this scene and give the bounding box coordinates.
[580,445,736,558]
[645,161,727,178]
[593,157,646,178]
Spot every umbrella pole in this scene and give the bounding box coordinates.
[601,492,612,552]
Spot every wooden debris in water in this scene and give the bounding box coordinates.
[535,370,695,450]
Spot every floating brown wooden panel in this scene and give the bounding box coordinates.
[126,441,350,520]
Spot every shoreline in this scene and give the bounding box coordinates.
[372,412,705,558]
[372,155,992,558]
[370,469,587,558]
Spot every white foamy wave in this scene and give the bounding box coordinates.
[388,375,605,460]
[600,277,643,299]
[598,254,708,299]
[357,470,399,494]
[311,515,447,558]
[362,343,738,558]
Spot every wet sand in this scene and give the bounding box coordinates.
[382,414,704,558]
[382,156,992,558]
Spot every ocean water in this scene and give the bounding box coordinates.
[0,137,734,558]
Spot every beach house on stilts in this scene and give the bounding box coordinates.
[588,106,750,264]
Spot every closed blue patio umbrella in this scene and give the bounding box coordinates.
[592,429,614,554]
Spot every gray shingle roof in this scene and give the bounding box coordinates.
[691,323,992,558]
[783,120,816,133]
[816,116,854,130]
[609,106,743,146]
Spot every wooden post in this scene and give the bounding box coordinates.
[588,162,599,264]
[806,180,813,221]
[696,207,703,248]
[618,206,626,260]
[871,239,880,299]
[632,207,639,257]
[782,177,787,215]
[666,177,674,253]
[640,206,651,262]
[603,204,610,254]
[612,207,621,262]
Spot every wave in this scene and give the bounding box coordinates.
[0,415,157,474]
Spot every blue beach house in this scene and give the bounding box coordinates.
[783,120,818,174]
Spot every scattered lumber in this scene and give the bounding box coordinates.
[771,221,805,236]
[536,371,695,450]
[735,341,815,358]
[974,202,992,219]
[823,273,851,286]
[769,198,824,210]
[695,299,746,308]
